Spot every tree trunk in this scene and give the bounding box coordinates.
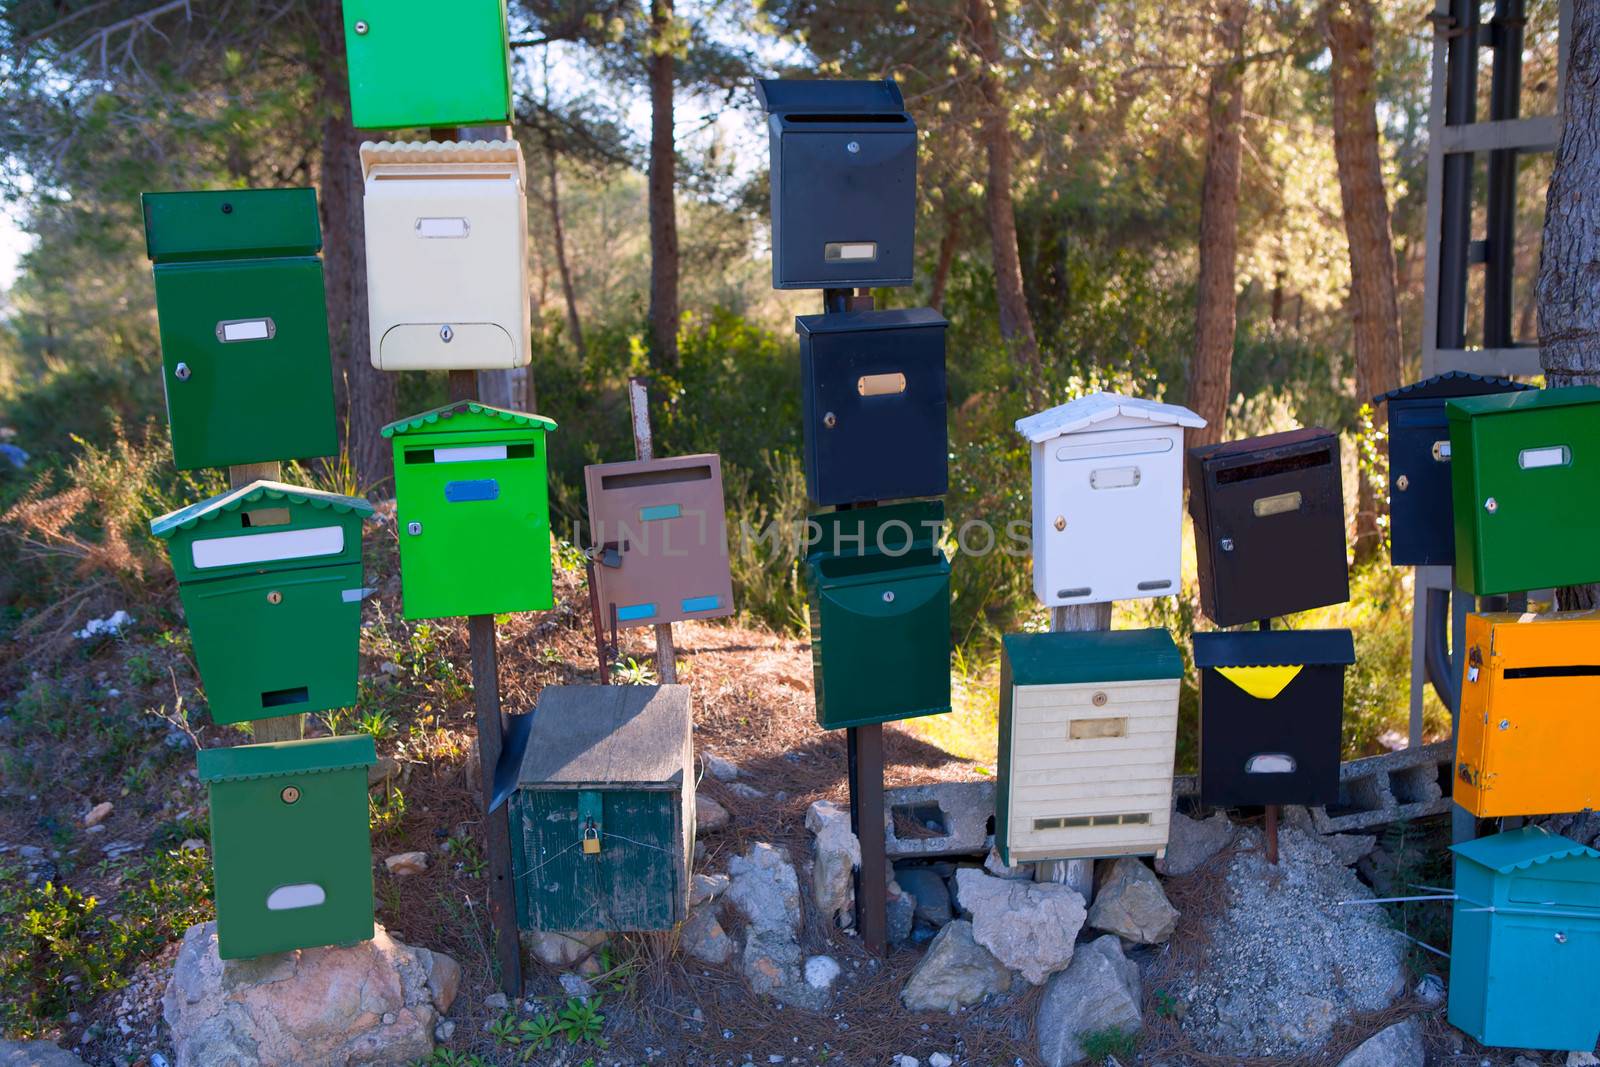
[1187,0,1248,450]
[313,0,393,494]
[646,0,679,371]
[929,205,961,314]
[966,0,1042,398]
[545,144,587,361]
[1325,0,1404,563]
[1537,0,1600,609]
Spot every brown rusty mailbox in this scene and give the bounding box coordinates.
[584,453,734,629]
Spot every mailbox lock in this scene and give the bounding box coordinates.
[1498,719,1510,730]
[1556,932,1569,944]
[823,411,838,429]
[280,786,300,805]
[1092,691,1108,707]
[581,826,601,855]
[354,19,370,34]
[174,362,192,381]
[846,141,861,154]
[882,590,896,603]
[1053,515,1066,532]
[1219,538,1235,553]
[439,324,455,343]
[220,202,233,215]
[1484,497,1498,513]
[1395,474,1409,492]
[266,590,283,605]
[407,521,423,537]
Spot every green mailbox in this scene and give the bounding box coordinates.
[804,500,951,730]
[1447,386,1600,594]
[198,734,377,960]
[142,188,337,471]
[384,402,557,620]
[151,481,373,726]
[343,0,513,130]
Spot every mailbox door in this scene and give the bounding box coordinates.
[1037,428,1182,605]
[1482,919,1600,1049]
[801,319,947,506]
[182,565,363,725]
[1387,402,1457,566]
[342,0,512,129]
[1199,665,1344,807]
[393,429,552,619]
[154,258,336,470]
[774,122,917,289]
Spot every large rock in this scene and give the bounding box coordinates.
[680,905,734,965]
[727,843,824,1010]
[1087,857,1178,944]
[0,1041,87,1066]
[696,791,731,834]
[1337,1018,1424,1067]
[900,920,1013,1013]
[1035,935,1142,1067]
[522,929,607,967]
[163,922,458,1067]
[953,869,1086,985]
[809,806,861,929]
[886,878,916,945]
[896,866,954,927]
[884,782,995,859]
[1155,809,1234,877]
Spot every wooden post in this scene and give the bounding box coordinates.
[228,462,304,743]
[625,378,677,685]
[1036,603,1111,900]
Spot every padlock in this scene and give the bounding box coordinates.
[581,826,601,855]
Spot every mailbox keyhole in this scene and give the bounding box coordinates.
[882,590,895,603]
[354,19,370,33]
[823,411,838,429]
[407,521,423,536]
[266,590,283,605]
[846,140,861,154]
[280,786,300,804]
[174,362,192,381]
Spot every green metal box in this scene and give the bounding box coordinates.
[1447,386,1600,594]
[502,685,692,932]
[151,481,373,726]
[198,735,377,960]
[804,501,951,730]
[343,0,513,129]
[142,188,337,471]
[384,402,557,620]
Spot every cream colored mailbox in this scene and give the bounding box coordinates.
[361,140,530,371]
[1015,392,1204,607]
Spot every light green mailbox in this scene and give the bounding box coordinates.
[384,402,557,620]
[198,734,376,960]
[342,0,512,129]
[151,481,373,726]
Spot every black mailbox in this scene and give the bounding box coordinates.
[756,78,917,290]
[1194,629,1354,808]
[1188,428,1349,626]
[798,307,948,507]
[1373,372,1532,567]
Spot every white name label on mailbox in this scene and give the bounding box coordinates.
[191,526,346,569]
[1519,445,1571,469]
[824,241,877,262]
[415,217,471,238]
[217,318,274,343]
[434,444,508,464]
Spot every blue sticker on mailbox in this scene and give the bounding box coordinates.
[639,504,682,521]
[445,479,499,503]
[681,596,721,613]
[617,603,657,621]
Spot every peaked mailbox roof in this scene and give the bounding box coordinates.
[359,139,526,184]
[1005,629,1183,687]
[1451,826,1600,873]
[1447,384,1600,418]
[756,78,906,115]
[1192,629,1356,668]
[150,480,373,539]
[382,402,557,438]
[197,734,376,784]
[1014,392,1205,443]
[1373,371,1533,406]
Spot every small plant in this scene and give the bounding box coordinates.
[610,657,657,685]
[1079,1025,1139,1060]
[356,707,397,741]
[519,1012,562,1054]
[1153,988,1180,1018]
[410,1050,486,1067]
[487,1011,521,1047]
[557,995,606,1046]
[446,833,486,878]
[369,786,408,837]
[320,706,355,735]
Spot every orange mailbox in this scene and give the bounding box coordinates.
[1456,610,1600,818]
[584,453,735,629]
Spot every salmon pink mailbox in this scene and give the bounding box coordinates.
[361,140,530,371]
[1015,392,1204,608]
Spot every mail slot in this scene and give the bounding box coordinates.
[141,188,337,471]
[151,482,373,725]
[198,734,376,960]
[1016,392,1204,608]
[756,79,917,289]
[805,501,951,729]
[1187,427,1349,626]
[1455,610,1600,817]
[1447,386,1600,595]
[1448,827,1600,1051]
[342,0,512,129]
[362,140,530,371]
[1193,629,1354,807]
[797,308,947,506]
[584,454,734,629]
[995,629,1184,865]
[384,401,557,619]
[1374,372,1533,566]
[502,685,692,931]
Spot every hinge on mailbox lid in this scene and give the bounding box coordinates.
[579,791,603,855]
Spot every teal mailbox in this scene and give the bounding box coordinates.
[1448,827,1600,1051]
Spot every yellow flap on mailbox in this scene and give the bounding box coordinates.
[1215,664,1303,700]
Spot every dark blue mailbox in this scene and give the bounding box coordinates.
[797,307,948,507]
[756,79,917,290]
[1373,372,1532,567]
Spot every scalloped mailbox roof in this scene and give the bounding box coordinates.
[150,480,372,539]
[381,401,557,438]
[197,734,376,784]
[359,139,525,185]
[1373,370,1533,406]
[1451,825,1600,873]
[1014,391,1206,443]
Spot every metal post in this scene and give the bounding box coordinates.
[1436,0,1478,353]
[1483,0,1525,349]
[1035,604,1109,899]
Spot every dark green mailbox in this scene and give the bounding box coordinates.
[142,188,337,471]
[805,501,951,729]
[501,685,692,932]
[151,481,372,726]
[343,0,512,130]
[384,402,557,620]
[1447,386,1600,595]
[198,734,376,960]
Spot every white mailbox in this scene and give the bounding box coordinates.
[361,140,530,371]
[1014,392,1204,608]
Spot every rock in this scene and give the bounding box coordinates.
[811,814,861,929]
[1325,833,1378,867]
[690,871,730,907]
[983,849,1034,880]
[482,992,508,1011]
[558,973,596,999]
[368,755,401,788]
[1336,1018,1424,1067]
[1154,809,1234,877]
[83,801,113,827]
[163,922,455,1067]
[697,792,731,834]
[1414,973,1445,1006]
[680,906,734,965]
[953,869,1086,984]
[1568,1055,1600,1067]
[180,838,206,852]
[883,782,995,859]
[433,1020,455,1043]
[521,930,607,967]
[805,798,851,835]
[886,879,916,944]
[929,1055,953,1067]
[895,866,954,927]
[804,955,841,990]
[703,752,740,782]
[1087,857,1178,944]
[1036,935,1142,1067]
[728,782,765,800]
[728,843,801,936]
[384,851,429,876]
[0,1040,88,1066]
[894,1057,919,1067]
[900,920,1013,1012]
